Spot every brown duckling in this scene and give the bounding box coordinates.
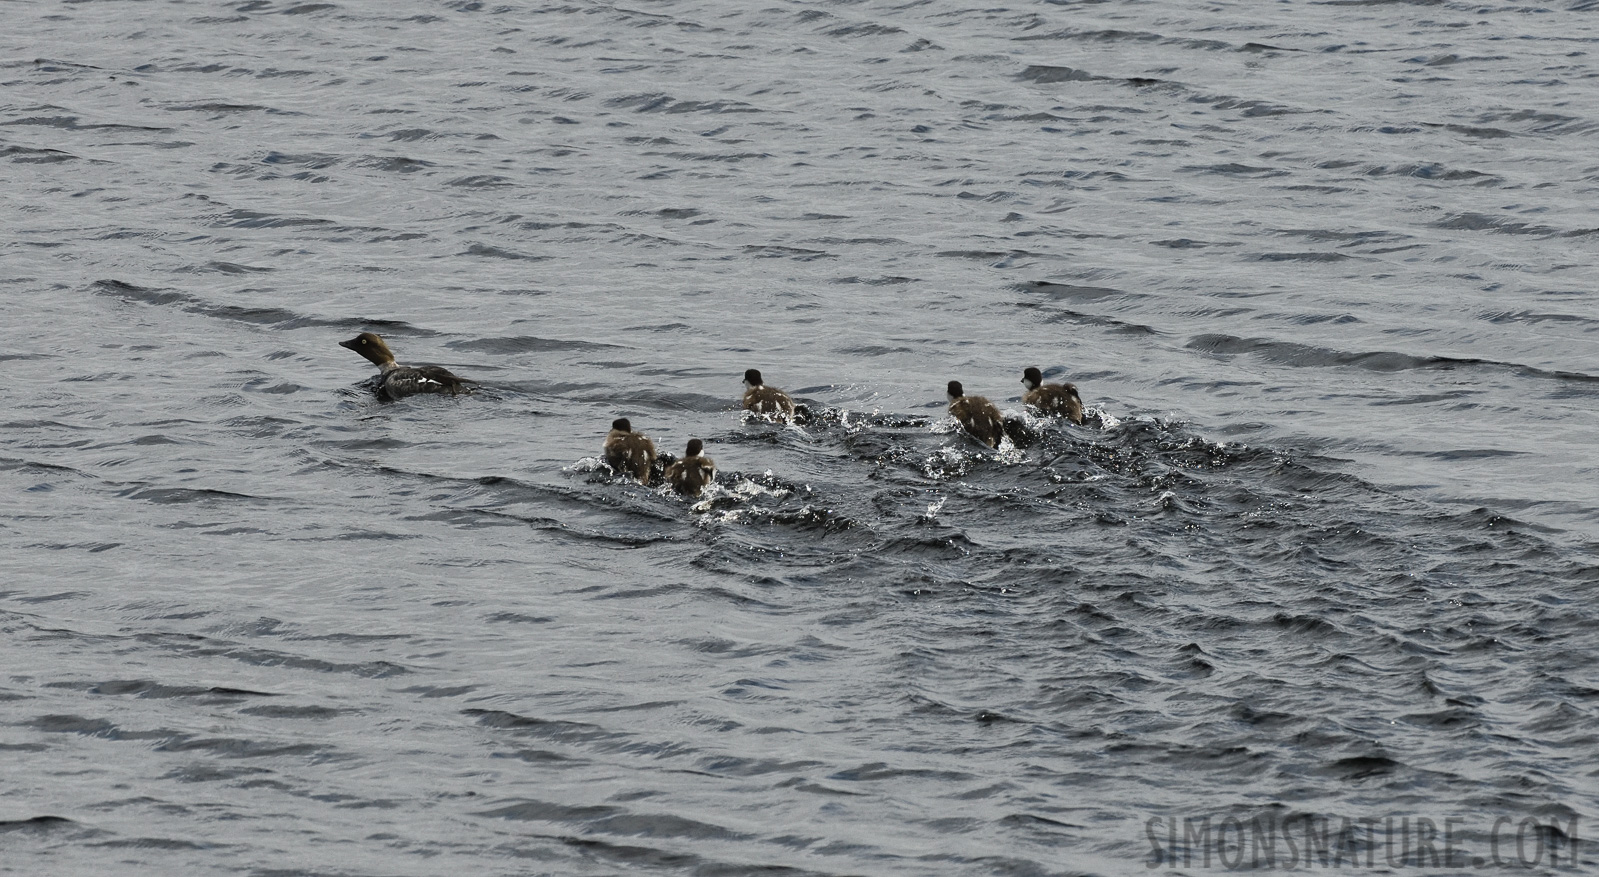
[742,369,795,421]
[339,332,473,400]
[1021,366,1083,425]
[947,380,1005,448]
[664,439,716,497]
[603,418,656,484]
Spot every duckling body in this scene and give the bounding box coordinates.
[1021,367,1083,425]
[339,332,472,400]
[946,380,1005,448]
[741,369,795,421]
[603,418,656,484]
[664,439,716,497]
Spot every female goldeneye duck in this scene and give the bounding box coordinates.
[340,332,473,400]
[603,417,656,485]
[742,368,796,421]
[1021,366,1084,425]
[664,438,716,497]
[946,380,1005,448]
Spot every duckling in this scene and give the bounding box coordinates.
[742,369,795,421]
[339,332,472,400]
[603,418,656,484]
[946,380,1005,448]
[664,439,716,497]
[1021,366,1084,425]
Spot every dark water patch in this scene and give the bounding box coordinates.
[88,837,213,851]
[515,218,628,233]
[181,260,275,275]
[156,736,327,758]
[456,507,684,549]
[1183,162,1292,179]
[134,634,410,678]
[1281,311,1360,326]
[1433,212,1599,238]
[214,209,335,229]
[238,704,352,719]
[1019,65,1103,84]
[46,679,280,700]
[834,345,912,356]
[1251,251,1353,263]
[1019,65,1163,88]
[164,102,299,116]
[1273,228,1410,245]
[89,278,357,331]
[744,245,831,260]
[2,115,169,133]
[0,144,79,163]
[31,540,121,553]
[483,797,750,842]
[462,243,548,260]
[485,612,554,624]
[29,714,173,742]
[1481,310,1599,329]
[1400,706,1480,729]
[1015,280,1129,303]
[465,708,615,745]
[1316,0,1444,6]
[0,455,89,479]
[23,58,102,71]
[1193,96,1308,118]
[826,22,906,38]
[117,486,267,506]
[13,591,90,603]
[1407,52,1509,67]
[553,837,736,874]
[399,685,481,699]
[242,379,306,395]
[622,207,703,220]
[833,275,918,286]
[0,741,46,752]
[1359,163,1499,183]
[0,816,76,834]
[90,278,188,307]
[448,174,513,187]
[1426,121,1514,139]
[1150,238,1235,249]
[1319,754,1403,780]
[354,155,433,173]
[1016,28,1230,54]
[261,151,340,169]
[653,150,770,163]
[1367,390,1471,406]
[606,93,760,114]
[830,762,977,784]
[1187,333,1599,386]
[1420,448,1528,461]
[162,763,274,784]
[276,2,339,14]
[1474,108,1597,137]
[698,755,826,778]
[476,799,620,824]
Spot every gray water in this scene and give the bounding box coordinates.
[4,1,1599,875]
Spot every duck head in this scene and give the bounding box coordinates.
[340,332,396,368]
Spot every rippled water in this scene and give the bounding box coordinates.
[4,1,1598,874]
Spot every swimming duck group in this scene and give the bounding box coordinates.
[340,333,1087,497]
